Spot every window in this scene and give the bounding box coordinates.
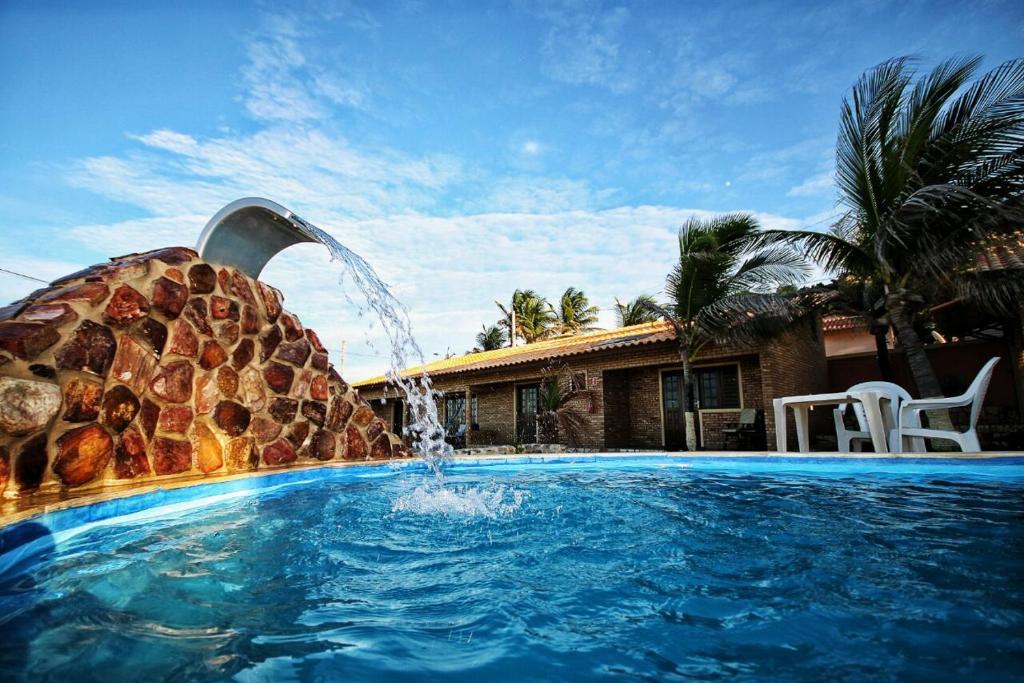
[694,366,740,409]
[470,395,478,426]
[444,394,466,434]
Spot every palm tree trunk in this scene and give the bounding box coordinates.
[888,303,943,398]
[680,345,699,451]
[873,328,893,381]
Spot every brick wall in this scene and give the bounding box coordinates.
[759,317,828,450]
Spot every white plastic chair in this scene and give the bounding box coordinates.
[833,381,912,452]
[897,357,1000,453]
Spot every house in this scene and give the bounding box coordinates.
[354,318,827,451]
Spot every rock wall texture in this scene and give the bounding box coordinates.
[0,247,409,499]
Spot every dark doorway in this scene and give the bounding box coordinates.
[391,399,404,436]
[516,383,540,443]
[662,372,687,450]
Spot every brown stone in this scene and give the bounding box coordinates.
[262,439,296,466]
[217,321,240,346]
[393,443,413,459]
[150,277,188,318]
[108,334,157,394]
[291,369,312,398]
[104,284,150,326]
[259,325,282,362]
[55,320,116,375]
[285,421,309,449]
[238,367,267,412]
[138,246,196,266]
[370,434,393,459]
[311,353,329,372]
[263,362,294,394]
[0,322,60,361]
[225,436,257,471]
[213,401,251,436]
[39,282,109,306]
[241,306,259,335]
[157,405,193,434]
[133,317,167,357]
[232,338,255,370]
[310,429,336,461]
[367,418,386,442]
[149,361,193,403]
[53,423,114,486]
[276,338,311,367]
[345,425,368,460]
[0,445,9,494]
[327,397,354,431]
[251,417,282,443]
[268,397,298,423]
[151,436,192,475]
[310,375,329,401]
[100,384,140,433]
[139,399,160,439]
[302,400,326,427]
[210,296,239,321]
[328,366,348,392]
[306,328,327,353]
[217,365,239,397]
[164,267,184,284]
[194,422,223,474]
[113,426,150,479]
[188,263,216,294]
[16,433,48,492]
[167,319,198,357]
[230,270,257,307]
[257,281,282,322]
[280,312,303,341]
[351,404,375,428]
[195,371,219,414]
[217,268,230,292]
[183,298,213,336]
[199,340,228,370]
[63,378,103,422]
[0,376,62,435]
[22,303,78,327]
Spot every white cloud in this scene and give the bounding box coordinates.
[539,5,635,93]
[787,170,835,197]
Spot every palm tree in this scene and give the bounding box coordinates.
[536,364,597,445]
[555,287,600,334]
[615,295,659,327]
[496,290,556,344]
[743,57,1024,399]
[473,324,506,352]
[644,214,808,451]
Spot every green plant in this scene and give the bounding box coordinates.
[614,295,659,326]
[496,289,557,344]
[473,324,506,352]
[555,287,600,334]
[536,364,597,445]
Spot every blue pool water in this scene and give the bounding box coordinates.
[1,455,1023,681]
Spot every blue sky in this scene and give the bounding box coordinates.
[1,0,1021,380]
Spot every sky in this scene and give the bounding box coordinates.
[1,0,1021,381]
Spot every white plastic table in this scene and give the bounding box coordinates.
[773,391,891,453]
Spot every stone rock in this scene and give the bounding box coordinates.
[56,320,116,376]
[151,277,188,318]
[217,321,239,346]
[345,425,368,460]
[262,439,296,466]
[285,421,309,449]
[306,329,327,353]
[183,298,213,336]
[0,322,61,361]
[157,405,193,434]
[133,317,167,357]
[100,384,140,433]
[210,296,239,321]
[367,418,386,442]
[164,267,185,284]
[280,312,303,341]
[327,397,354,431]
[195,371,219,414]
[310,429,336,461]
[151,437,192,475]
[135,246,196,266]
[16,433,48,492]
[302,400,326,427]
[109,334,157,394]
[311,353,329,372]
[0,376,62,436]
[241,306,259,335]
[167,319,198,357]
[258,281,282,322]
[232,338,255,370]
[39,282,109,306]
[225,436,257,471]
[188,264,217,294]
[351,404,375,428]
[193,422,223,474]
[310,375,329,401]
[370,434,393,459]
[199,340,228,370]
[114,426,150,479]
[213,401,251,437]
[149,361,193,403]
[139,399,160,439]
[0,445,9,494]
[268,397,298,424]
[251,417,282,443]
[53,423,114,486]
[291,370,312,398]
[263,362,294,394]
[217,365,239,398]
[328,366,348,392]
[393,443,413,459]
[29,364,56,379]
[217,268,230,292]
[276,338,311,367]
[259,325,282,362]
[238,367,266,412]
[63,378,103,422]
[230,270,257,307]
[22,303,77,327]
[104,284,150,326]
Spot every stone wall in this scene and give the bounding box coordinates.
[0,247,409,499]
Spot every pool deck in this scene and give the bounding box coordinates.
[2,450,1022,531]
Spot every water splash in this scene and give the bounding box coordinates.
[391,480,526,519]
[291,215,452,475]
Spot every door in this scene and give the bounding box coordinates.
[662,372,686,450]
[391,400,404,436]
[516,384,540,443]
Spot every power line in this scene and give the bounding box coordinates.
[0,267,48,284]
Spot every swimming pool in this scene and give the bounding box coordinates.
[1,455,1022,681]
